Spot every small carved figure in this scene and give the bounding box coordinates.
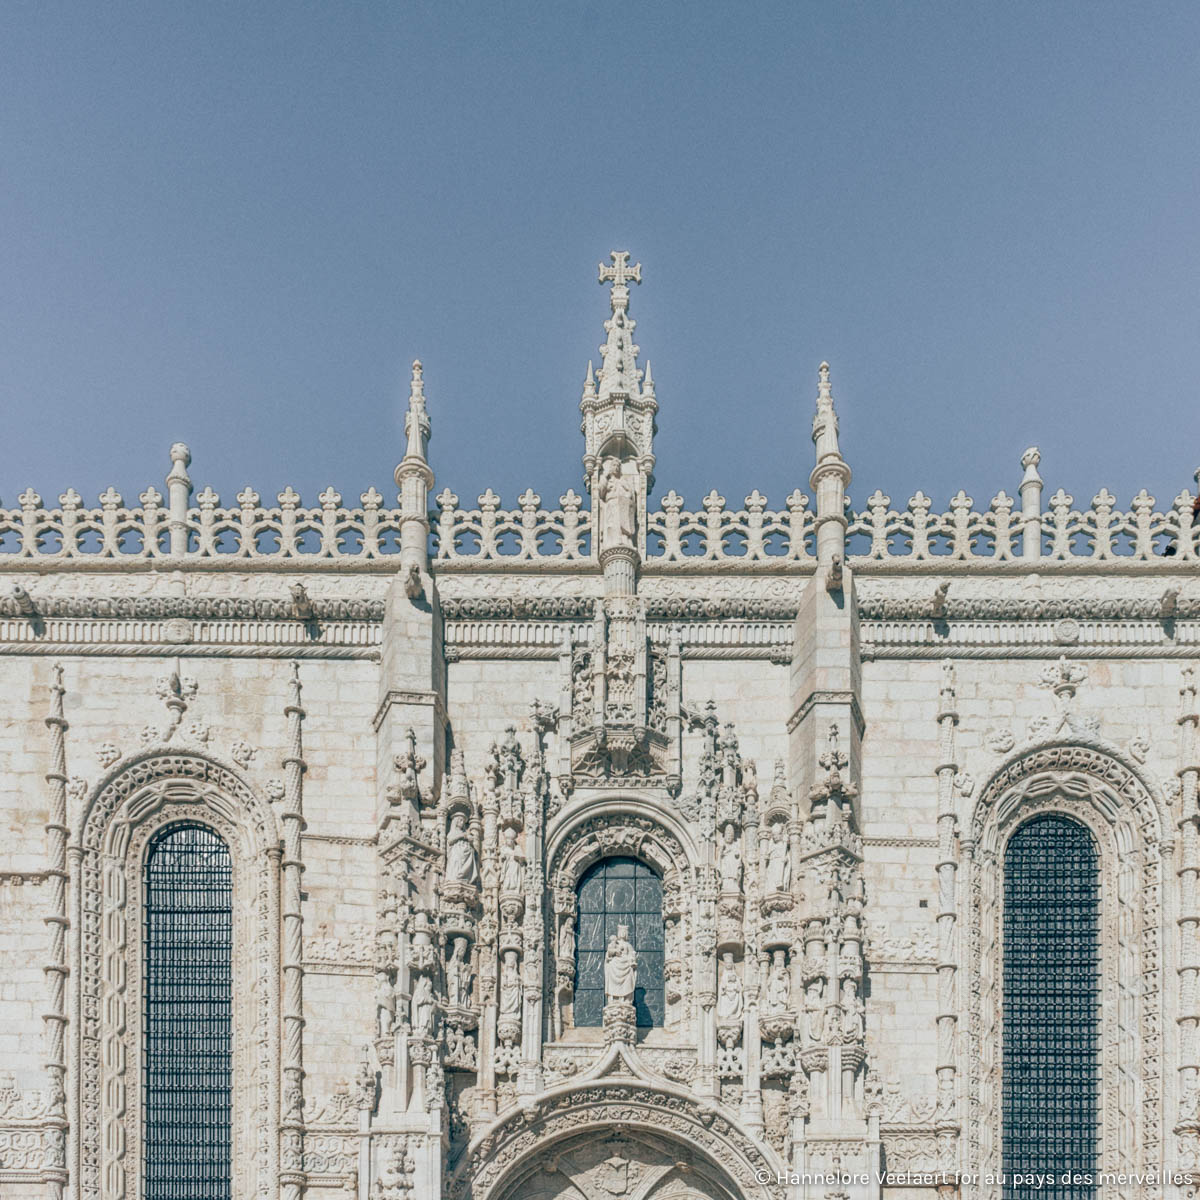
[718,822,743,894]
[803,979,825,1045]
[765,949,790,1013]
[597,456,637,550]
[764,819,791,893]
[499,951,521,1017]
[446,936,472,1008]
[603,925,638,1003]
[410,974,435,1037]
[558,913,576,961]
[374,971,395,1038]
[499,826,524,894]
[716,952,744,1024]
[842,977,865,1040]
[445,813,479,886]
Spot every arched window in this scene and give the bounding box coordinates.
[1002,815,1099,1199]
[574,856,664,1028]
[143,823,233,1199]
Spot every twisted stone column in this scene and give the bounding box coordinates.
[1177,667,1200,1145]
[280,663,307,1200]
[43,664,70,1197]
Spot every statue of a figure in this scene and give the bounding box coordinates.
[765,949,790,1013]
[499,951,521,1016]
[558,913,576,961]
[597,457,637,550]
[716,952,743,1023]
[445,813,479,886]
[603,925,638,1003]
[410,974,435,1037]
[446,936,472,1008]
[718,822,743,893]
[499,825,524,894]
[842,977,865,1040]
[764,819,791,893]
[803,979,825,1045]
[374,971,396,1038]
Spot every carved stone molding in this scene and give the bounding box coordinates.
[73,750,281,1200]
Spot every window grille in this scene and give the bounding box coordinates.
[1002,815,1099,1200]
[574,856,664,1027]
[143,823,233,1200]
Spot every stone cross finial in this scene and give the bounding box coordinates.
[598,251,642,289]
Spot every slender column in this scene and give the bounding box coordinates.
[934,662,961,1178]
[1019,447,1043,561]
[1177,667,1200,1138]
[165,442,192,556]
[280,663,307,1200]
[43,664,69,1198]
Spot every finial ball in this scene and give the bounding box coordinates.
[169,442,191,466]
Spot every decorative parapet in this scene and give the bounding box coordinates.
[847,487,1200,563]
[2,463,1197,566]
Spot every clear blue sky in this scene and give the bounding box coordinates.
[3,2,1198,517]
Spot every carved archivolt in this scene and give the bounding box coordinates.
[451,1081,782,1200]
[73,750,281,1200]
[965,740,1168,1200]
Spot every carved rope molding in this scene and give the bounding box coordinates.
[3,481,1196,563]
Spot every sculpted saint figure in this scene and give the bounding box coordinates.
[558,913,576,961]
[765,949,790,1013]
[499,825,524,894]
[374,971,396,1037]
[603,925,638,1003]
[718,823,743,894]
[803,979,825,1046]
[446,936,472,1008]
[598,457,637,550]
[716,952,744,1024]
[764,819,791,894]
[446,813,479,886]
[842,977,865,1040]
[499,950,521,1017]
[410,974,435,1037]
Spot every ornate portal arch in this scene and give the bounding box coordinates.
[964,738,1170,1199]
[452,1074,783,1200]
[71,748,281,1200]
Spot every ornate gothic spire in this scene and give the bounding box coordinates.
[810,361,851,564]
[395,359,435,570]
[581,252,657,492]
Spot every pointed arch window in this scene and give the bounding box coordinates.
[574,856,664,1028]
[143,823,233,1199]
[1002,815,1099,1200]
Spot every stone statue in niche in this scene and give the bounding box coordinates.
[764,818,791,893]
[499,826,524,894]
[803,979,825,1045]
[499,951,521,1018]
[764,949,790,1013]
[842,977,865,1040]
[374,971,396,1037]
[716,952,744,1024]
[411,974,435,1037]
[604,925,638,1003]
[558,913,576,961]
[446,813,479,886]
[718,822,743,894]
[446,936,472,1008]
[597,456,637,550]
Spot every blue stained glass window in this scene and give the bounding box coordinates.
[143,824,233,1200]
[1002,815,1099,1200]
[574,856,664,1028]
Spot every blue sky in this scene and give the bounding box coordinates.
[2,2,1198,517]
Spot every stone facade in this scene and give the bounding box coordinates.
[0,253,1197,1199]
